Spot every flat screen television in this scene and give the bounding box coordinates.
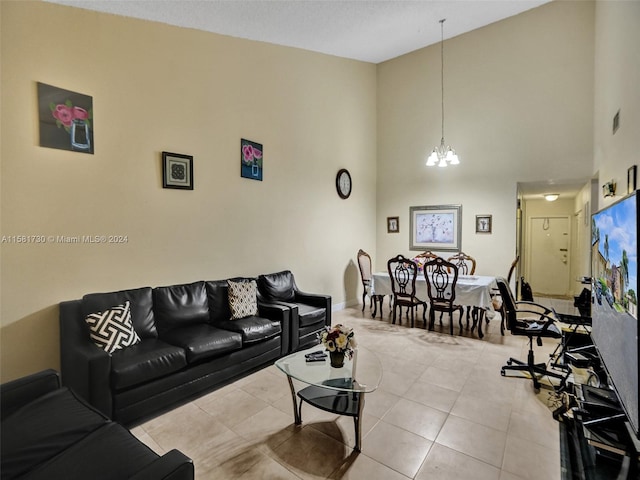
[591,191,639,437]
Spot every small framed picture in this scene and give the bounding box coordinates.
[628,165,637,194]
[241,138,263,181]
[162,152,193,190]
[475,215,492,234]
[387,216,399,233]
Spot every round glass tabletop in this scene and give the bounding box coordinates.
[275,345,382,393]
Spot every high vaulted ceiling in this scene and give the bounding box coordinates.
[45,0,551,64]
[46,0,589,200]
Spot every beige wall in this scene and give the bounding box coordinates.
[593,0,640,212]
[0,1,377,381]
[2,0,639,382]
[376,1,595,277]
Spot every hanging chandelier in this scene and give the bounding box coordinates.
[426,19,460,168]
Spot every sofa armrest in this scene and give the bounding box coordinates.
[60,300,113,418]
[0,369,60,420]
[295,291,332,327]
[257,302,291,356]
[129,449,194,480]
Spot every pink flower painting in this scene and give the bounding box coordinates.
[38,82,94,154]
[240,139,263,181]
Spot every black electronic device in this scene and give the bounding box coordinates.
[306,357,326,363]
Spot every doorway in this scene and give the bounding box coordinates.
[527,216,571,297]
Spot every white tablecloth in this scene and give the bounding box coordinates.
[371,272,497,310]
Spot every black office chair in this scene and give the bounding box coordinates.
[491,255,519,335]
[496,278,565,390]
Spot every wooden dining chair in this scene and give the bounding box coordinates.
[387,254,427,328]
[357,249,385,317]
[447,252,476,275]
[424,257,464,335]
[413,251,440,273]
[447,252,478,328]
[507,255,519,285]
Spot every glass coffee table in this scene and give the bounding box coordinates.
[274,346,382,451]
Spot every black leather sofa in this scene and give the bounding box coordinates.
[257,270,331,352]
[59,278,291,425]
[1,369,193,480]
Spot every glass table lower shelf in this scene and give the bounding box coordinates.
[275,346,382,452]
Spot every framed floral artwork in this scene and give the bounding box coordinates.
[37,82,94,154]
[409,205,461,251]
[162,151,193,190]
[241,138,263,181]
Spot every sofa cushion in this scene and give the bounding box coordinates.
[257,270,296,302]
[153,281,209,334]
[19,423,159,480]
[1,387,108,480]
[227,279,258,320]
[110,339,188,390]
[205,280,232,324]
[84,301,141,354]
[160,324,242,363]
[215,316,281,344]
[82,287,157,339]
[297,303,327,327]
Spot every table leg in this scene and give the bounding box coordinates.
[477,309,485,338]
[286,376,302,425]
[354,391,365,452]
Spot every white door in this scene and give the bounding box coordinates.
[528,216,571,296]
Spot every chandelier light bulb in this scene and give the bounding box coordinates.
[426,150,438,166]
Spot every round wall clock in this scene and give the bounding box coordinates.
[336,168,352,199]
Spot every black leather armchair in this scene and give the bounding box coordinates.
[1,369,193,480]
[257,270,331,353]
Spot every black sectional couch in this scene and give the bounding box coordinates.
[0,369,193,480]
[59,272,330,425]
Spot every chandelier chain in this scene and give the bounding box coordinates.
[440,18,445,143]
[426,17,459,167]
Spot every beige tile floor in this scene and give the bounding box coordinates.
[132,298,576,479]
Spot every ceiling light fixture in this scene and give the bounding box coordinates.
[544,194,559,202]
[426,19,459,168]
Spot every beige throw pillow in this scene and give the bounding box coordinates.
[227,279,258,320]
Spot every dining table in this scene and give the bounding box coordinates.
[371,271,499,338]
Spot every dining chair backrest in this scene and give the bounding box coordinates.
[447,252,476,275]
[424,257,459,305]
[414,251,440,273]
[507,256,520,284]
[357,249,373,288]
[387,254,419,300]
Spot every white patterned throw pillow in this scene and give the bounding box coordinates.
[227,279,258,320]
[84,301,141,354]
